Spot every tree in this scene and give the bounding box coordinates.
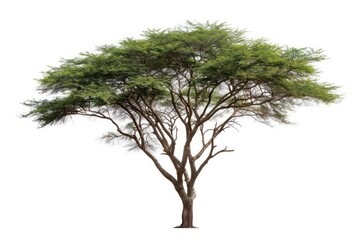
[23,22,340,228]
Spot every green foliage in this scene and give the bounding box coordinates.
[24,21,340,128]
[23,97,82,127]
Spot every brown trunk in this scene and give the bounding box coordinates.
[174,184,196,228]
[177,199,194,228]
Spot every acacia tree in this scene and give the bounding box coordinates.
[24,22,339,228]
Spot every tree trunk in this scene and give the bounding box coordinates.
[175,186,196,228]
[177,199,194,228]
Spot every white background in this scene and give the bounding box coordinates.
[1,0,359,239]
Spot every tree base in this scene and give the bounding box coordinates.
[174,225,198,229]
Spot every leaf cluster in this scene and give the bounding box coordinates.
[24,21,340,128]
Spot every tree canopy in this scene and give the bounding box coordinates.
[23,22,340,227]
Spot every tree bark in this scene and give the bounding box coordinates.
[180,199,194,228]
[175,199,194,228]
[175,186,196,228]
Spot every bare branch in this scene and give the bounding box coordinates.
[196,145,234,178]
[77,108,136,141]
[141,147,177,185]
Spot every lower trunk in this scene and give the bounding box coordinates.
[175,199,195,228]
